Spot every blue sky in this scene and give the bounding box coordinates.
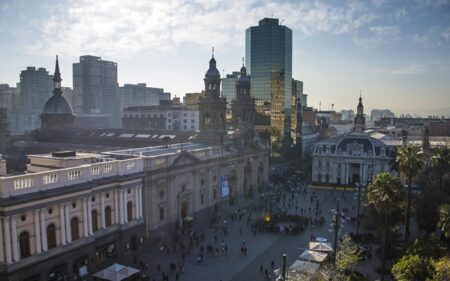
[1,0,449,116]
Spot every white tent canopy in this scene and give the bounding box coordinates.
[309,242,333,253]
[93,263,140,281]
[274,260,320,281]
[299,250,328,263]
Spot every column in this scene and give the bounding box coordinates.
[34,210,42,254]
[123,190,128,223]
[100,192,106,228]
[11,215,19,262]
[0,217,4,263]
[114,190,119,224]
[87,199,93,235]
[65,204,72,244]
[82,199,89,237]
[59,204,66,246]
[138,186,143,218]
[40,209,47,252]
[134,187,139,220]
[119,190,124,224]
[3,217,12,264]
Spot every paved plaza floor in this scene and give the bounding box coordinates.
[126,187,389,281]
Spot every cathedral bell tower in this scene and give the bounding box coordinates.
[353,94,366,132]
[195,48,227,145]
[231,61,256,130]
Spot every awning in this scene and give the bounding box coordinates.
[299,250,328,263]
[183,216,193,222]
[315,237,328,242]
[309,242,333,253]
[289,260,320,274]
[93,263,140,281]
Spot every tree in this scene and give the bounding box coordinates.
[396,144,423,242]
[430,146,450,191]
[438,203,450,240]
[367,172,405,281]
[432,256,450,281]
[336,235,362,275]
[392,254,433,281]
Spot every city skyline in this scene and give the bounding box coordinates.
[1,0,449,116]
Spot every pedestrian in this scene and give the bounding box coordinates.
[239,227,242,235]
[176,272,180,281]
[271,261,275,270]
[260,264,263,273]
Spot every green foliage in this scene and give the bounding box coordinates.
[406,236,445,259]
[367,173,405,216]
[336,235,362,274]
[438,203,450,239]
[396,144,423,180]
[415,187,447,234]
[430,145,450,188]
[432,256,450,281]
[392,254,433,281]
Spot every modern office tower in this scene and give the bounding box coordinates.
[291,79,304,143]
[221,71,240,109]
[119,83,164,111]
[246,18,293,141]
[62,87,74,108]
[159,92,171,102]
[18,67,53,133]
[73,55,118,113]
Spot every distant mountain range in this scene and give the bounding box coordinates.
[392,107,450,118]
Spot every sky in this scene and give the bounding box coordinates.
[0,0,450,116]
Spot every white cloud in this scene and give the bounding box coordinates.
[412,26,450,47]
[23,0,378,58]
[374,62,426,75]
[354,25,400,48]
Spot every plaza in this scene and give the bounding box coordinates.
[121,183,386,281]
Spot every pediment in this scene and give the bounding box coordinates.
[171,151,200,167]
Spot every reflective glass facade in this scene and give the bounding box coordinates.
[245,18,292,140]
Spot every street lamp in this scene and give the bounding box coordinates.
[330,200,341,266]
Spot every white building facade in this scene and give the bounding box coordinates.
[311,133,394,186]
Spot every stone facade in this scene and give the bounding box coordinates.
[0,155,145,281]
[311,133,393,186]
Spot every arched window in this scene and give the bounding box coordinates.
[47,224,57,249]
[19,231,31,258]
[71,217,79,241]
[127,202,133,221]
[105,206,112,227]
[91,210,98,232]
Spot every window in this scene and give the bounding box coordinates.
[127,202,133,221]
[71,217,80,241]
[191,126,194,129]
[200,193,204,205]
[213,188,217,200]
[184,119,187,123]
[159,207,164,221]
[191,119,195,123]
[19,231,31,258]
[92,210,98,232]
[47,224,57,249]
[183,125,187,129]
[105,206,112,227]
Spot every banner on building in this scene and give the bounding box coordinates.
[221,175,229,198]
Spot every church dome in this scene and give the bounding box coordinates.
[205,56,220,78]
[42,94,74,115]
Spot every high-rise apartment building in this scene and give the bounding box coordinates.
[18,67,53,133]
[73,56,119,125]
[0,84,20,134]
[221,71,240,109]
[246,18,292,141]
[119,83,164,111]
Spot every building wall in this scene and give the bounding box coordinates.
[119,84,163,112]
[0,157,145,281]
[246,18,293,138]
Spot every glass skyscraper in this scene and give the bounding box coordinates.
[245,18,292,142]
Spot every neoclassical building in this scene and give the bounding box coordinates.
[311,132,394,186]
[0,152,145,281]
[0,55,269,281]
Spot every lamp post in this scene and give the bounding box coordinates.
[332,199,340,266]
[356,182,361,235]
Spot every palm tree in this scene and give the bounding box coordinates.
[430,146,450,189]
[367,172,405,281]
[396,144,423,242]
